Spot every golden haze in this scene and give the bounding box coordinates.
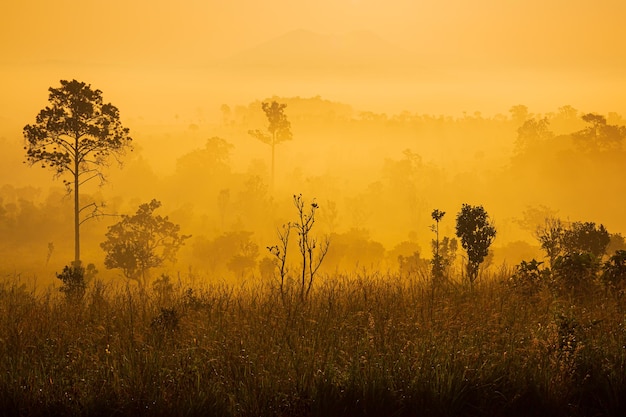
[0,0,625,282]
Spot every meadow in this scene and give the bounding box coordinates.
[4,2,626,415]
[1,269,624,417]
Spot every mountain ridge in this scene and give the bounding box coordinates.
[222,29,423,76]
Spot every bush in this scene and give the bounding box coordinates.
[509,259,550,294]
[56,261,96,302]
[601,250,626,289]
[551,252,599,290]
[150,307,180,334]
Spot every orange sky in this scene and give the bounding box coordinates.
[2,0,625,67]
[1,0,625,120]
[2,0,626,268]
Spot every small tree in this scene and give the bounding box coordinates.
[430,209,446,282]
[516,205,559,236]
[248,101,292,191]
[536,219,610,265]
[56,261,97,302]
[292,194,330,301]
[552,252,599,291]
[24,79,132,264]
[562,221,610,259]
[601,250,626,289]
[434,236,458,278]
[100,200,190,287]
[535,217,566,267]
[398,251,429,278]
[192,231,258,276]
[227,239,260,278]
[152,274,175,305]
[455,204,496,284]
[267,223,291,298]
[267,194,329,302]
[509,259,550,295]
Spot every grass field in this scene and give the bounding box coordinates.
[0,271,625,417]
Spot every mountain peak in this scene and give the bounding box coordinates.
[225,29,415,74]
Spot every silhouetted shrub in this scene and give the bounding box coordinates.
[552,252,599,290]
[258,257,276,281]
[152,273,174,304]
[601,250,626,290]
[509,259,550,294]
[151,307,180,334]
[398,251,429,278]
[455,204,497,283]
[555,313,580,356]
[562,221,610,258]
[56,261,96,302]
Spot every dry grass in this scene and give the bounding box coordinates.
[0,271,624,416]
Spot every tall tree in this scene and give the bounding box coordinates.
[23,79,132,265]
[572,113,626,152]
[455,204,496,284]
[248,101,292,191]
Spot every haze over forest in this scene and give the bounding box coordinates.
[1,0,625,284]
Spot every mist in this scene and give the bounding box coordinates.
[2,76,625,283]
[3,2,626,414]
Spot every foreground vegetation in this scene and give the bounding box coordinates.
[1,271,625,417]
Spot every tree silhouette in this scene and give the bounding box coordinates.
[514,117,553,155]
[175,136,233,177]
[100,200,190,288]
[562,221,610,259]
[292,195,329,301]
[55,262,97,302]
[535,217,565,267]
[23,79,132,265]
[601,250,626,288]
[455,204,496,284]
[573,113,626,152]
[430,209,446,282]
[536,219,610,265]
[267,194,329,302]
[509,104,529,127]
[248,101,292,191]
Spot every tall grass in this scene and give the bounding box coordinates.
[0,271,625,416]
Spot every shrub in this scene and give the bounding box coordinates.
[151,307,180,333]
[56,261,96,302]
[601,250,626,289]
[509,259,550,294]
[551,252,599,290]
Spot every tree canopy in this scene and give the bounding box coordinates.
[573,113,626,152]
[455,204,496,283]
[23,79,132,264]
[248,101,292,190]
[101,199,190,287]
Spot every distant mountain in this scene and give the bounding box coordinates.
[223,29,421,76]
